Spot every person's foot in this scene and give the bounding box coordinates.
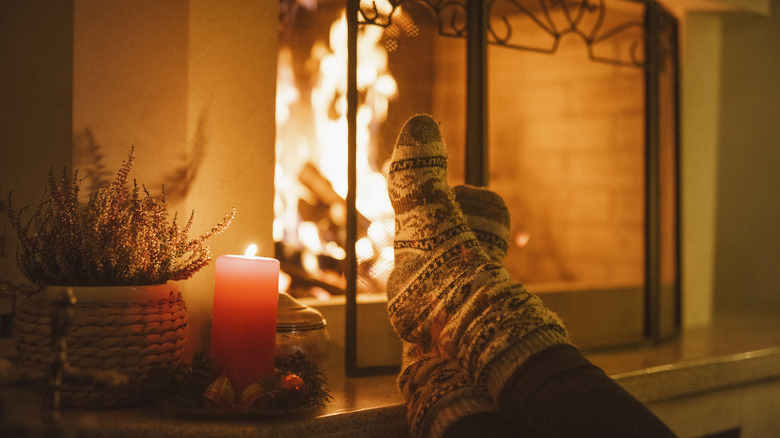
[452,185,511,264]
[396,183,511,438]
[387,115,570,400]
[398,343,495,438]
[386,114,488,344]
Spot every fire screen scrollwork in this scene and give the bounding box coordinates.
[357,0,646,67]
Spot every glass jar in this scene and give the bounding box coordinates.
[275,292,330,366]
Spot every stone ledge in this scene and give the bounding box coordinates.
[614,347,780,404]
[3,311,779,437]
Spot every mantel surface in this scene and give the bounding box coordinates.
[2,310,779,437]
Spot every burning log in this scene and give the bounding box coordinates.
[277,161,390,299]
[298,163,371,252]
[280,260,345,297]
[275,241,345,298]
[299,162,344,224]
[298,162,371,234]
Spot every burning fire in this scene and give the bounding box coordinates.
[275,8,397,298]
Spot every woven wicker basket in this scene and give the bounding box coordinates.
[13,283,188,408]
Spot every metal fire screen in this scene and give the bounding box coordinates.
[343,0,679,376]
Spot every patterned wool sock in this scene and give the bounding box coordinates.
[387,114,570,401]
[398,343,494,438]
[452,185,510,264]
[397,185,512,438]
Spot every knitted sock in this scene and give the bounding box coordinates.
[387,114,570,401]
[397,184,512,438]
[452,185,510,264]
[398,343,494,438]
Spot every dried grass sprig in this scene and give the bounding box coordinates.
[6,148,235,286]
[0,279,39,298]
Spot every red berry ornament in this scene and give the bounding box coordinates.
[279,373,305,394]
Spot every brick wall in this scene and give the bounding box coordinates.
[433,11,647,289]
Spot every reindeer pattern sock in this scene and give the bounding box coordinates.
[386,115,570,401]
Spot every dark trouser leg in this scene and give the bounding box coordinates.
[499,345,676,438]
[442,411,520,438]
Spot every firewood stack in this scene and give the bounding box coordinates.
[276,162,375,299]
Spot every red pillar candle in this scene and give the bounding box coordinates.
[211,247,279,394]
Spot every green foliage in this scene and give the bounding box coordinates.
[6,148,234,286]
[269,351,332,410]
[143,352,218,409]
[145,351,332,412]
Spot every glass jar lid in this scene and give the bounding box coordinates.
[276,292,327,332]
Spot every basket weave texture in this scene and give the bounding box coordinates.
[13,284,188,408]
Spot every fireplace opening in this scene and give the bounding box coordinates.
[275,2,397,301]
[275,0,679,371]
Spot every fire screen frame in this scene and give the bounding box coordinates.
[344,0,680,376]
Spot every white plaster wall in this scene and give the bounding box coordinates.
[183,0,279,356]
[680,13,723,328]
[1,0,278,357]
[714,1,780,312]
[0,1,74,282]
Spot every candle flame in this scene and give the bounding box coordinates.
[244,244,258,257]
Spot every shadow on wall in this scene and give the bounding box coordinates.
[72,112,209,203]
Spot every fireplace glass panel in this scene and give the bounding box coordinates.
[488,31,647,292]
[484,3,649,349]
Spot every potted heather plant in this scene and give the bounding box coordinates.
[6,148,234,407]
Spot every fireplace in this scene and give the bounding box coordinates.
[275,0,679,375]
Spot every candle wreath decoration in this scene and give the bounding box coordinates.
[144,351,331,413]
